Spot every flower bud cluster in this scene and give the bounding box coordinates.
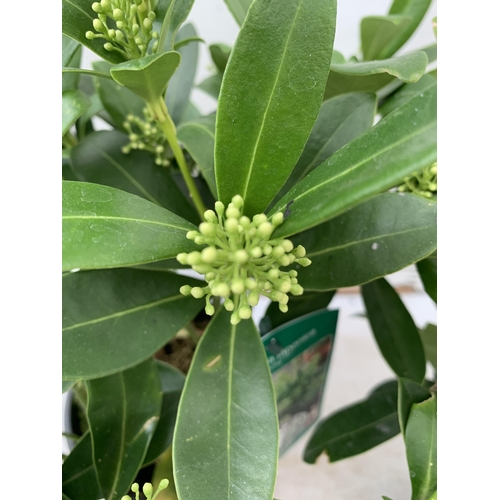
[86,0,159,59]
[122,479,169,500]
[398,162,437,199]
[177,196,312,325]
[122,107,169,166]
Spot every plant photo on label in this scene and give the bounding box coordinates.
[62,0,437,498]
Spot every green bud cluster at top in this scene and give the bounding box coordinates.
[121,479,169,500]
[398,162,437,199]
[176,195,312,325]
[122,107,169,166]
[86,0,159,59]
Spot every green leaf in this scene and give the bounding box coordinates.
[210,43,232,72]
[197,72,223,100]
[324,51,428,100]
[361,15,413,61]
[405,396,437,500]
[362,278,426,382]
[93,61,145,132]
[63,380,76,393]
[173,309,279,500]
[419,324,437,370]
[70,130,198,223]
[76,93,104,139]
[86,359,162,500]
[62,68,114,81]
[223,0,253,25]
[62,90,91,136]
[62,181,197,271]
[385,0,433,57]
[215,0,337,215]
[304,380,400,463]
[156,0,196,52]
[416,253,437,303]
[259,291,336,334]
[62,34,80,67]
[382,497,394,500]
[294,193,437,290]
[379,74,436,117]
[110,52,181,103]
[270,80,437,238]
[397,378,431,434]
[62,43,82,92]
[62,268,203,380]
[166,24,199,124]
[274,92,376,204]
[143,361,185,465]
[62,0,126,64]
[62,432,102,500]
[177,115,217,197]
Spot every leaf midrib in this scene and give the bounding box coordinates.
[63,215,190,232]
[241,0,305,201]
[63,294,184,331]
[307,225,433,257]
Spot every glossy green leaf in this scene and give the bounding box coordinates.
[75,93,104,139]
[63,494,71,500]
[270,81,437,238]
[144,361,185,465]
[110,52,181,103]
[177,115,217,197]
[405,396,437,500]
[361,15,413,61]
[62,43,82,92]
[259,291,336,335]
[62,432,102,500]
[62,268,203,379]
[416,253,437,303]
[63,380,76,393]
[174,36,204,50]
[419,324,437,370]
[198,73,223,100]
[324,51,428,99]
[421,44,437,64]
[398,378,431,434]
[62,181,197,271]
[131,258,188,271]
[362,278,426,382]
[215,0,337,215]
[304,380,400,463]
[210,43,232,72]
[173,309,279,500]
[274,92,376,204]
[62,34,80,67]
[70,130,198,223]
[181,101,201,122]
[156,0,196,52]
[385,0,433,57]
[62,90,91,136]
[63,68,114,80]
[62,0,126,64]
[92,61,144,133]
[223,0,253,25]
[87,359,162,500]
[294,193,437,290]
[166,24,199,124]
[379,74,436,117]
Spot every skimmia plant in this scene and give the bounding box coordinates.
[62,0,437,499]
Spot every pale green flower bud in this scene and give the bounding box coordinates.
[280,255,291,266]
[226,206,240,218]
[213,283,230,298]
[273,246,285,258]
[239,306,252,319]
[215,201,225,216]
[248,290,260,306]
[180,285,192,296]
[234,250,248,264]
[245,279,257,290]
[131,484,139,493]
[201,247,218,264]
[101,0,111,10]
[113,8,124,19]
[279,303,288,313]
[231,279,245,295]
[121,496,132,500]
[230,311,241,325]
[148,11,156,21]
[93,18,105,32]
[279,281,291,293]
[158,479,169,490]
[85,31,95,39]
[282,240,294,252]
[116,20,125,29]
[250,247,262,258]
[108,29,116,38]
[268,268,280,279]
[289,270,298,278]
[225,218,239,232]
[294,245,306,257]
[204,210,217,222]
[291,284,304,295]
[239,216,251,227]
[176,253,188,264]
[224,298,234,311]
[263,244,273,255]
[186,231,198,240]
[258,221,273,237]
[143,483,154,498]
[132,24,140,35]
[231,194,244,208]
[297,258,312,267]
[91,2,102,12]
[191,287,205,299]
[144,18,152,30]
[205,303,215,316]
[186,252,201,265]
[194,236,205,245]
[272,212,284,226]
[104,42,114,51]
[199,222,216,237]
[253,214,267,225]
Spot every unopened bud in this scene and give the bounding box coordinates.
[239,306,252,319]
[85,31,95,39]
[191,287,205,299]
[143,483,154,498]
[201,247,218,264]
[104,42,114,51]
[225,218,239,232]
[186,231,198,240]
[214,283,230,298]
[205,303,215,316]
[248,290,260,306]
[282,240,294,253]
[224,298,234,311]
[272,212,284,226]
[258,222,273,237]
[144,18,152,30]
[253,214,267,225]
[230,311,241,325]
[199,222,216,237]
[215,201,225,216]
[204,210,217,222]
[231,279,245,295]
[279,303,289,313]
[291,284,304,296]
[226,206,240,218]
[250,247,262,258]
[113,8,124,19]
[158,479,169,490]
[294,245,306,257]
[176,253,188,264]
[273,246,285,258]
[91,2,102,12]
[234,250,248,264]
[93,19,105,31]
[131,484,139,493]
[297,258,312,267]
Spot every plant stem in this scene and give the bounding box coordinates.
[62,132,78,149]
[149,98,206,220]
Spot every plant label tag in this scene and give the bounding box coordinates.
[262,308,338,454]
